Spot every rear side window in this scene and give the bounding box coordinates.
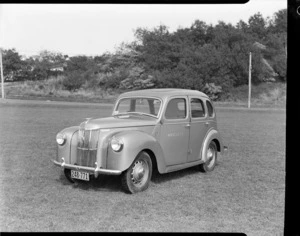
[206,101,214,117]
[191,98,205,118]
[165,98,187,119]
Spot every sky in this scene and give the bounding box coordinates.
[0,0,287,57]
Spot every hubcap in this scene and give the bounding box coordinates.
[206,147,215,168]
[131,160,149,186]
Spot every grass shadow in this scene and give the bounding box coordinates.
[151,165,201,184]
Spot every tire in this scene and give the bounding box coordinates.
[199,141,218,172]
[64,169,75,183]
[121,151,152,194]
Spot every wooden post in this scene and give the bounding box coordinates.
[248,52,252,109]
[0,48,4,99]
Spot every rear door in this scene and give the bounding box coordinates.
[187,96,209,162]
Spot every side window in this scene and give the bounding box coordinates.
[191,98,205,118]
[165,98,187,119]
[206,100,215,117]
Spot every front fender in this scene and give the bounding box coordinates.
[56,126,79,163]
[201,129,224,162]
[106,130,166,173]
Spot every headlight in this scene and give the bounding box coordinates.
[56,133,66,145]
[110,137,123,152]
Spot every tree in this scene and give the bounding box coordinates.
[268,9,287,34]
[27,50,68,80]
[65,55,97,73]
[38,8,286,94]
[2,48,25,81]
[189,20,210,46]
[133,25,177,71]
[247,13,267,41]
[264,9,287,81]
[62,55,101,91]
[236,20,248,33]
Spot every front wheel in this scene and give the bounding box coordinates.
[121,151,152,194]
[199,141,218,172]
[64,169,75,183]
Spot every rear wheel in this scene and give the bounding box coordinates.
[199,141,217,172]
[121,151,152,194]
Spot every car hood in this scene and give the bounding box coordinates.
[82,116,158,130]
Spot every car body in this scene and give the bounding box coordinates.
[53,88,227,193]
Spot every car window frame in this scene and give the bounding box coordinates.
[189,96,207,120]
[113,96,163,119]
[163,96,189,122]
[205,100,215,118]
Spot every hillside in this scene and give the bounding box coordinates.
[1,79,286,108]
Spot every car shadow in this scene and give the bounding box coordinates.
[151,165,201,184]
[57,165,207,192]
[58,173,123,193]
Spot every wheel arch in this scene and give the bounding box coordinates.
[106,130,166,173]
[201,129,224,162]
[142,148,159,175]
[212,138,221,152]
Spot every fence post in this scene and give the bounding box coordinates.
[248,52,252,109]
[0,48,4,99]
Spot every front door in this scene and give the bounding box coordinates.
[160,97,190,166]
[187,97,209,162]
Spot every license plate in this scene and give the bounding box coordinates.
[71,170,90,181]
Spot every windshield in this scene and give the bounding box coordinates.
[113,97,162,118]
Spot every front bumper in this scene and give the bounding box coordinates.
[52,158,122,178]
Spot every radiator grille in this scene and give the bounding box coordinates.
[77,129,100,167]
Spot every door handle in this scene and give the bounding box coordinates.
[185,123,191,128]
[205,122,210,126]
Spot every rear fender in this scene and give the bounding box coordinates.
[201,129,224,162]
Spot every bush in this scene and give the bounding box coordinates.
[62,71,85,91]
[120,74,155,89]
[202,83,223,101]
[100,69,130,90]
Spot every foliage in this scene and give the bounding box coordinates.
[99,69,129,90]
[29,50,67,80]
[120,68,155,89]
[2,49,28,81]
[62,71,85,91]
[61,55,101,91]
[247,13,267,41]
[203,83,222,101]
[268,9,287,34]
[1,8,286,98]
[65,55,97,73]
[128,9,286,92]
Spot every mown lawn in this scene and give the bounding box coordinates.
[0,100,285,234]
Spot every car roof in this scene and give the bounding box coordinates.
[118,88,209,100]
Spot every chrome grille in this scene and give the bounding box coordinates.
[77,129,100,167]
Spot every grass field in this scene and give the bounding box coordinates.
[0,99,285,234]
